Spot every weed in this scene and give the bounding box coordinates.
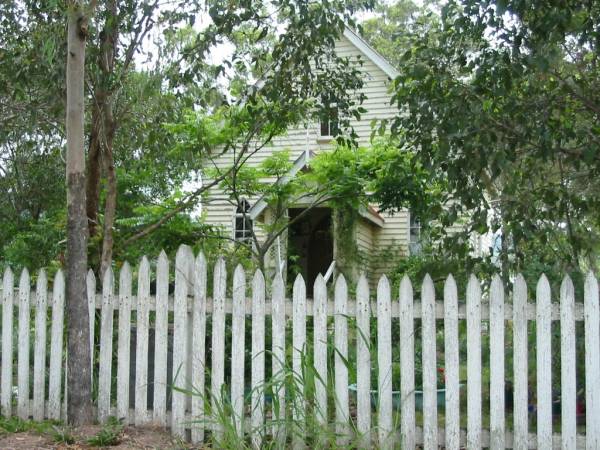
[50,425,75,444]
[87,416,123,447]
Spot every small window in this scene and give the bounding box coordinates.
[234,199,253,243]
[319,96,339,137]
[409,214,422,255]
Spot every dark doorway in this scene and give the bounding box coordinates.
[288,208,333,297]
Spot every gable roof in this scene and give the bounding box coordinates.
[342,27,399,79]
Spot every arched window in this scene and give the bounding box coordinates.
[234,199,253,242]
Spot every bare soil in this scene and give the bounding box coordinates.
[0,425,202,449]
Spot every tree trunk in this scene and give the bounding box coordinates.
[100,104,117,278]
[65,2,93,425]
[85,103,102,239]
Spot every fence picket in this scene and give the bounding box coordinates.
[116,263,132,422]
[33,270,48,421]
[153,250,169,426]
[560,276,576,449]
[98,267,115,423]
[489,275,505,449]
[536,275,552,449]
[291,274,306,449]
[512,274,528,450]
[231,265,246,437]
[314,274,328,428]
[356,274,371,446]
[87,269,96,391]
[1,268,14,417]
[191,253,207,443]
[334,275,349,445]
[399,275,415,450]
[251,270,266,449]
[172,246,192,437]
[585,272,600,449]
[17,268,30,419]
[48,270,65,420]
[467,274,482,449]
[135,257,150,425]
[210,257,227,439]
[377,275,393,449]
[272,273,286,445]
[444,275,460,450]
[422,274,438,450]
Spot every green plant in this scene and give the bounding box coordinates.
[86,416,123,447]
[0,416,60,435]
[50,426,75,445]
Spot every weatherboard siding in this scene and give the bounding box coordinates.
[204,33,410,259]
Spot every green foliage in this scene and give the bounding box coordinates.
[0,416,61,436]
[86,417,123,447]
[382,0,600,273]
[50,426,75,445]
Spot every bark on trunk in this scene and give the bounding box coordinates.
[66,3,93,425]
[99,105,117,278]
[85,104,102,239]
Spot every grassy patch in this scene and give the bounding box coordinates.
[86,416,124,447]
[0,415,61,435]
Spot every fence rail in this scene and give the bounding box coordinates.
[0,245,598,449]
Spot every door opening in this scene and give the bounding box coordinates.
[287,208,333,297]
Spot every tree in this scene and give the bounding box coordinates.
[376,0,600,275]
[65,0,93,425]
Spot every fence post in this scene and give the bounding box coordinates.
[135,257,150,425]
[172,245,193,437]
[444,275,459,450]
[585,272,600,449]
[33,270,48,421]
[512,274,528,450]
[560,276,576,449]
[291,273,306,449]
[116,262,132,423]
[210,257,227,440]
[356,273,371,447]
[87,269,96,392]
[251,269,266,449]
[489,275,505,449]
[334,274,349,445]
[272,272,286,445]
[153,250,170,426]
[48,270,65,420]
[377,275,393,449]
[17,268,30,420]
[399,275,415,449]
[231,265,246,437]
[536,275,552,449]
[421,274,438,449]
[313,274,328,430]
[1,268,14,417]
[98,267,115,423]
[191,253,207,443]
[467,274,482,449]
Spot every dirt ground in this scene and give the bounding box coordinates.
[0,425,201,449]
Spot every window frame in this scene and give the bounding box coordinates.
[233,199,253,243]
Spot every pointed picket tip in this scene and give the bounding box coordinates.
[400,274,412,295]
[195,251,206,268]
[139,255,150,272]
[87,269,96,284]
[158,249,168,262]
[272,271,284,293]
[53,269,64,286]
[537,273,550,292]
[102,265,114,288]
[3,266,13,286]
[585,271,598,295]
[357,272,369,293]
[176,244,192,259]
[444,273,456,290]
[215,256,226,271]
[467,273,481,292]
[253,268,265,287]
[491,274,503,295]
[335,273,347,293]
[233,264,246,287]
[560,275,574,298]
[515,273,526,286]
[293,272,304,290]
[422,273,435,297]
[19,267,30,286]
[37,268,47,286]
[377,274,390,292]
[120,261,132,279]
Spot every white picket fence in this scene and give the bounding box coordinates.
[1,244,599,449]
